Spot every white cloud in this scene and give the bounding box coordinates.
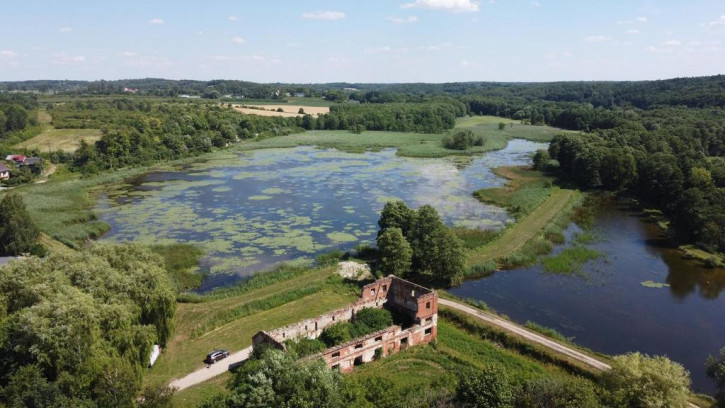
[636,16,648,22]
[149,18,165,24]
[232,36,245,44]
[211,55,281,64]
[531,1,542,7]
[702,15,725,28]
[301,11,346,20]
[228,15,238,21]
[663,39,681,46]
[1,50,18,58]
[626,29,639,34]
[617,17,647,25]
[460,59,473,67]
[387,16,419,23]
[401,0,480,13]
[121,51,139,57]
[59,27,72,33]
[365,46,393,54]
[563,51,574,57]
[52,53,86,65]
[585,35,612,42]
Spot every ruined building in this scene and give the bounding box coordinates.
[252,275,438,372]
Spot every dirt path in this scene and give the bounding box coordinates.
[168,346,252,391]
[439,298,610,370]
[34,163,56,184]
[439,299,701,408]
[467,189,575,266]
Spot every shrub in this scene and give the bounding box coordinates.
[286,337,327,358]
[456,366,515,408]
[443,129,484,150]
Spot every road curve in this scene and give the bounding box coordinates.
[169,346,252,391]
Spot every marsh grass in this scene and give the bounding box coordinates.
[541,246,601,275]
[473,166,555,217]
[452,228,500,249]
[149,243,205,292]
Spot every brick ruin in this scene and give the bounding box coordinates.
[252,275,438,372]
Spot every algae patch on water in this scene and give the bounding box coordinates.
[640,280,670,289]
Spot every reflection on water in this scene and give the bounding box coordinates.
[96,140,547,290]
[450,201,725,394]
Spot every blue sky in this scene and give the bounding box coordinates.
[0,0,723,82]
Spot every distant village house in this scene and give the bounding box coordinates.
[0,163,10,180]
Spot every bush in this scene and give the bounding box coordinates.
[456,366,515,408]
[517,377,599,408]
[443,129,484,150]
[286,337,327,358]
[320,322,354,347]
[353,308,393,334]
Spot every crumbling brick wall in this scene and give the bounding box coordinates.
[252,275,438,372]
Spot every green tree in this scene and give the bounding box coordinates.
[532,149,551,171]
[377,201,415,239]
[428,226,465,286]
[0,193,40,255]
[298,108,305,114]
[456,366,515,408]
[498,122,506,130]
[706,347,725,407]
[377,227,412,277]
[353,308,393,334]
[602,352,691,408]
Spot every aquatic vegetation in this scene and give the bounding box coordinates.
[96,142,544,284]
[542,246,602,275]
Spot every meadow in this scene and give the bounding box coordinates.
[15,127,102,152]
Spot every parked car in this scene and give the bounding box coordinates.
[204,349,230,364]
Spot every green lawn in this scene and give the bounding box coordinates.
[241,116,569,158]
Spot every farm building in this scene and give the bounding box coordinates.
[252,275,438,372]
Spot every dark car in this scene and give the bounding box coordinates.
[204,349,230,364]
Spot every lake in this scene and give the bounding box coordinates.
[450,201,725,394]
[96,139,546,290]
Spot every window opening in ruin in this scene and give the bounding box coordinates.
[315,322,318,330]
[382,285,387,291]
[425,328,432,335]
[426,317,433,323]
[332,316,336,321]
[375,336,382,342]
[426,301,431,309]
[400,337,408,345]
[411,290,415,297]
[332,351,340,358]
[354,356,364,366]
[371,288,376,295]
[354,343,363,349]
[332,364,340,370]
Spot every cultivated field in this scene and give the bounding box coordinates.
[233,104,329,117]
[15,127,102,152]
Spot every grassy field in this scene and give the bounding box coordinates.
[241,116,568,158]
[228,97,336,107]
[15,127,102,152]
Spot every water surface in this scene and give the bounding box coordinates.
[450,202,725,393]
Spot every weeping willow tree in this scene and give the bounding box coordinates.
[0,243,176,407]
